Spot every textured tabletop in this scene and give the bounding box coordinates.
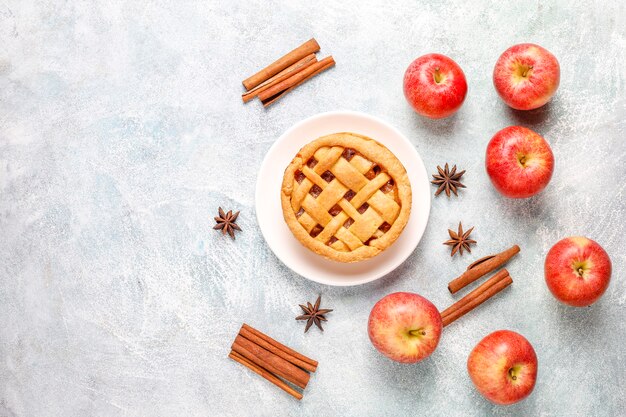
[1,1,625,416]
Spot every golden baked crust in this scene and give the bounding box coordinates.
[281,132,412,263]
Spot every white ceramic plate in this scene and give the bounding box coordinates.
[256,111,430,286]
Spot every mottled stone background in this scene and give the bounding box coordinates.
[0,1,624,416]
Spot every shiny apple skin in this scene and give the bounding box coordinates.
[493,43,560,110]
[545,236,612,307]
[485,126,554,198]
[467,330,538,405]
[368,292,442,363]
[403,53,468,119]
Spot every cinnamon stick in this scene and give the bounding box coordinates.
[240,324,317,372]
[229,350,303,400]
[242,54,317,103]
[242,38,320,90]
[232,334,310,389]
[442,269,509,318]
[442,269,513,327]
[259,56,335,106]
[448,245,520,294]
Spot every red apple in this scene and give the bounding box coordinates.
[545,236,612,307]
[403,53,468,119]
[485,126,554,198]
[368,292,442,363]
[467,330,538,405]
[493,43,560,110]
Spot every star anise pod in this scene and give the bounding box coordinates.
[213,207,241,239]
[431,163,466,197]
[296,295,333,333]
[444,222,476,257]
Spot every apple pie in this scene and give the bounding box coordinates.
[281,132,412,263]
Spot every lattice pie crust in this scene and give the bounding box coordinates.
[281,133,412,263]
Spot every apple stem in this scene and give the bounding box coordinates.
[522,65,533,77]
[578,267,584,277]
[433,67,442,84]
[409,329,426,337]
[508,368,517,380]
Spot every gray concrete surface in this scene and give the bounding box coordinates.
[1,1,624,416]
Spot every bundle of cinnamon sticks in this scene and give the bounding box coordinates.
[229,324,317,400]
[441,245,520,326]
[241,38,335,107]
